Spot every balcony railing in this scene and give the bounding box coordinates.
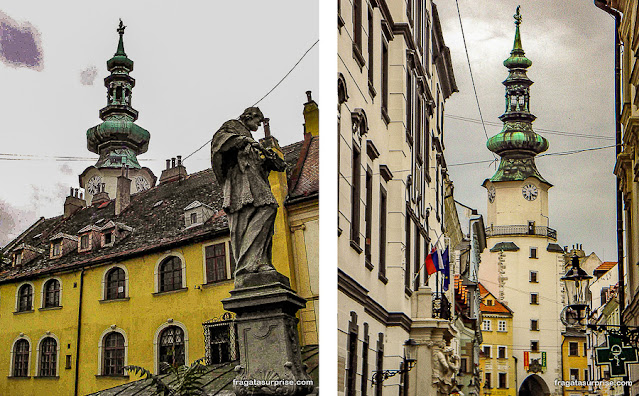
[485,225,557,240]
[433,293,451,320]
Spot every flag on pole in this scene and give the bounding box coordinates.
[425,248,437,275]
[433,248,443,272]
[442,247,450,291]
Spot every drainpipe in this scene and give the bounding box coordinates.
[74,268,85,396]
[513,355,518,393]
[592,2,626,395]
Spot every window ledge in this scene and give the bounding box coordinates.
[34,376,59,379]
[378,273,388,285]
[404,287,413,297]
[368,80,377,98]
[201,280,233,289]
[95,374,129,379]
[39,306,62,311]
[350,240,363,254]
[353,44,366,69]
[7,376,31,379]
[365,259,374,271]
[153,287,188,296]
[99,297,130,304]
[13,309,34,315]
[381,108,390,125]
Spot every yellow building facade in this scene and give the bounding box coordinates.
[560,330,588,396]
[0,33,319,394]
[478,283,516,396]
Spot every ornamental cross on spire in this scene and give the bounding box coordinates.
[514,6,522,26]
[117,19,126,35]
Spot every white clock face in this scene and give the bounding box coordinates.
[488,186,496,203]
[86,175,103,195]
[522,184,538,201]
[135,175,150,191]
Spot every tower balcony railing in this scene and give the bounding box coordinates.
[485,224,557,240]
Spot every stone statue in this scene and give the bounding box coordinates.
[211,107,287,287]
[433,346,460,394]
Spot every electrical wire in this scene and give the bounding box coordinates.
[181,39,319,163]
[454,0,498,165]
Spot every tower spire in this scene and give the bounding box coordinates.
[486,6,549,184]
[86,20,150,170]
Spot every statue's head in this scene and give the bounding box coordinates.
[239,107,265,132]
[444,346,455,355]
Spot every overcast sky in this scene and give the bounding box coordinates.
[0,1,318,245]
[437,1,619,262]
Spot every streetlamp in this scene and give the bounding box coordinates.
[372,339,418,385]
[560,254,593,326]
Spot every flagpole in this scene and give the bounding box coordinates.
[412,231,445,285]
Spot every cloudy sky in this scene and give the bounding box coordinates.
[437,1,619,262]
[0,1,318,245]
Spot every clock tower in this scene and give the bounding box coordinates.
[480,8,564,395]
[79,20,156,204]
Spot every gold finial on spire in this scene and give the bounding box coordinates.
[117,18,126,36]
[514,5,522,26]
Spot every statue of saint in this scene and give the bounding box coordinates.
[433,346,460,394]
[211,107,286,287]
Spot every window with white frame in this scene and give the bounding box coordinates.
[482,345,492,358]
[37,336,58,377]
[498,320,507,332]
[482,319,491,331]
[12,338,30,377]
[498,346,507,359]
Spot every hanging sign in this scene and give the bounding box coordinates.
[542,352,546,369]
[595,334,639,378]
[524,351,529,370]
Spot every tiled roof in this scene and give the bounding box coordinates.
[288,135,319,203]
[478,282,512,315]
[595,261,616,273]
[87,345,319,395]
[0,140,318,284]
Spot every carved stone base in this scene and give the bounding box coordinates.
[222,277,314,396]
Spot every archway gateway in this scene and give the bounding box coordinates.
[518,374,550,396]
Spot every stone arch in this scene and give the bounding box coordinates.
[518,374,551,396]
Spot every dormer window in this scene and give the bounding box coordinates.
[52,241,62,257]
[184,201,215,228]
[13,252,22,266]
[104,232,113,246]
[11,244,44,266]
[80,235,89,250]
[49,233,78,259]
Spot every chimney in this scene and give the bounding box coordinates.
[115,166,131,215]
[303,90,319,137]
[159,155,188,184]
[64,187,86,218]
[91,183,110,206]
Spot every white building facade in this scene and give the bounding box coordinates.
[337,0,458,395]
[478,9,565,396]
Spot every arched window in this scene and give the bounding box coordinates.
[159,256,183,292]
[105,267,126,300]
[39,337,57,377]
[18,284,33,312]
[159,326,185,373]
[13,339,30,377]
[43,279,60,308]
[102,332,125,376]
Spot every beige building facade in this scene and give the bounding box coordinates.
[337,0,459,395]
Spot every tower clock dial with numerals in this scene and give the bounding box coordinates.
[522,184,538,201]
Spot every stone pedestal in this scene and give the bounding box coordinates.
[222,272,314,396]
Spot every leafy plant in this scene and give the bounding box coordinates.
[125,358,208,396]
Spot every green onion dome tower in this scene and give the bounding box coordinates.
[486,6,549,184]
[80,20,156,204]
